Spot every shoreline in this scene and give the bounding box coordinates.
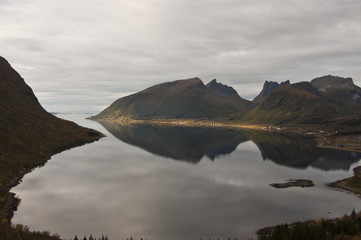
[89,116,267,130]
[93,117,361,153]
[1,136,104,222]
[327,179,360,196]
[328,166,361,196]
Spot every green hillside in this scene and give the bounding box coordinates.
[242,82,338,124]
[92,78,251,121]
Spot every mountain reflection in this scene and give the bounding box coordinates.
[99,121,248,163]
[245,131,361,170]
[98,121,361,170]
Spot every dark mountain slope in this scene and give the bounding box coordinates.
[206,79,240,98]
[253,80,290,104]
[0,56,103,227]
[311,75,361,116]
[93,77,251,121]
[243,82,338,124]
[206,79,252,114]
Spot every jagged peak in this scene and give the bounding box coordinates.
[282,80,290,85]
[206,78,240,98]
[263,79,290,86]
[208,79,217,84]
[253,80,290,103]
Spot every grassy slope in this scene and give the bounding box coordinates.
[319,88,361,117]
[242,82,338,124]
[93,78,251,121]
[0,56,103,239]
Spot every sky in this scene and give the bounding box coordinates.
[1,0,361,113]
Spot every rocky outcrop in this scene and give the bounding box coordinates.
[253,80,290,103]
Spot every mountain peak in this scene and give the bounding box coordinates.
[0,55,9,65]
[93,77,251,120]
[288,81,322,97]
[206,79,240,98]
[0,55,44,112]
[253,80,290,103]
[311,75,354,92]
[310,75,361,115]
[177,77,203,84]
[209,79,217,84]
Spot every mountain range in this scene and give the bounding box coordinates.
[93,75,361,126]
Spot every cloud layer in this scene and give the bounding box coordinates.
[1,0,361,112]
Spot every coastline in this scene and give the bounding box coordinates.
[90,116,271,130]
[92,117,361,154]
[328,166,361,196]
[1,135,104,222]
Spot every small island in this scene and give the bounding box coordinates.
[270,179,314,189]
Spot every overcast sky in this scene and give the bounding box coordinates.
[1,0,361,113]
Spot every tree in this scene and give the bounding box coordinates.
[352,209,357,220]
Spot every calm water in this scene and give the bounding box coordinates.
[12,114,361,240]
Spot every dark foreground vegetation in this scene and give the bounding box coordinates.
[0,221,61,240]
[1,222,109,240]
[257,210,361,240]
[71,234,109,240]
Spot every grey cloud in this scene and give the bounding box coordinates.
[1,0,361,112]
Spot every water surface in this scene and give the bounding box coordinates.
[12,114,361,240]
